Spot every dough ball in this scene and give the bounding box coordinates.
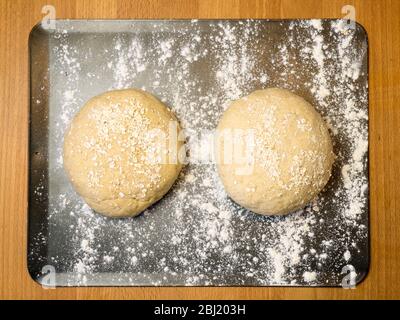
[216,88,334,215]
[63,89,183,217]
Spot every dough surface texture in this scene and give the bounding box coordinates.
[216,88,334,215]
[64,89,183,217]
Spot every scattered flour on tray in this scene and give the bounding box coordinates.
[31,20,369,286]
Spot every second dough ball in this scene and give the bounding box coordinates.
[216,88,334,215]
[64,89,183,218]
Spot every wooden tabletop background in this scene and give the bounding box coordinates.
[0,0,399,299]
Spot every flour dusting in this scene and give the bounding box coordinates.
[29,20,369,286]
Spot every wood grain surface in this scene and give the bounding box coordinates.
[0,0,399,299]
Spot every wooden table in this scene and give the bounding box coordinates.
[0,0,399,300]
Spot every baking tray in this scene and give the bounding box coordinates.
[28,19,369,287]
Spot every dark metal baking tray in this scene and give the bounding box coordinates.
[28,19,369,287]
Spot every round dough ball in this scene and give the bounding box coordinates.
[216,88,334,215]
[63,89,183,218]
